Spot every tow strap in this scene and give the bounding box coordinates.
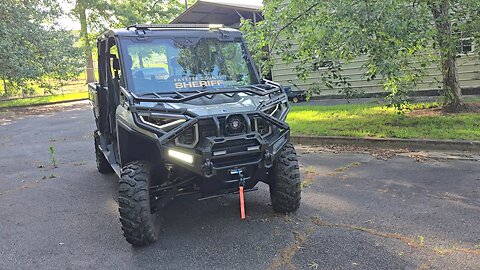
[231,169,246,220]
[239,185,245,219]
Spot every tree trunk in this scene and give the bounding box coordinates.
[431,0,464,112]
[77,2,96,84]
[2,77,7,96]
[441,54,463,111]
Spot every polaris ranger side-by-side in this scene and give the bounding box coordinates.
[88,24,301,246]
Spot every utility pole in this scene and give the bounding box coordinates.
[185,0,188,10]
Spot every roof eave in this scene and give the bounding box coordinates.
[171,1,262,24]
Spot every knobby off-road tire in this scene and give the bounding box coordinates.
[118,161,160,246]
[269,143,301,213]
[94,133,113,174]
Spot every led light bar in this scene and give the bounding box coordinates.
[127,24,224,30]
[159,119,186,129]
[168,149,194,164]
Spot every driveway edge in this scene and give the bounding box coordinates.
[291,135,480,152]
[0,98,89,110]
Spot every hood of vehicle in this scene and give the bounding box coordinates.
[138,93,271,116]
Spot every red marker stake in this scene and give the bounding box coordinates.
[239,186,245,220]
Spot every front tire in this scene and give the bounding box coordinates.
[269,143,301,213]
[118,161,160,246]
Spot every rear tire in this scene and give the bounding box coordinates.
[118,161,160,246]
[94,132,113,174]
[269,143,301,213]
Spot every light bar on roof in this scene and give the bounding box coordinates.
[127,24,224,30]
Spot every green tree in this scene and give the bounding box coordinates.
[242,0,480,112]
[73,0,110,83]
[113,0,189,27]
[72,0,192,83]
[0,0,83,96]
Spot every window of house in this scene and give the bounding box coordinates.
[453,25,475,55]
[458,37,474,55]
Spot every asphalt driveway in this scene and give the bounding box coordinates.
[0,101,479,270]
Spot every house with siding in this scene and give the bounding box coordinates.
[172,0,480,97]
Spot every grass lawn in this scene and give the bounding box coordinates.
[287,101,480,140]
[0,92,88,108]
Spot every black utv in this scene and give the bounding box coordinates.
[88,24,301,246]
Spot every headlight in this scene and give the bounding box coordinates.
[262,104,279,115]
[261,102,287,120]
[175,124,199,148]
[253,117,272,136]
[138,113,186,131]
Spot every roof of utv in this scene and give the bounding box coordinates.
[102,24,242,39]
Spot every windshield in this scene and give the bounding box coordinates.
[121,37,259,94]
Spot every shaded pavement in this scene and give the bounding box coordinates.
[0,101,479,269]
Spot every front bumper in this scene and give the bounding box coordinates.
[162,131,289,197]
[161,129,289,176]
[155,112,290,197]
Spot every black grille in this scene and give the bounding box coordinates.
[253,118,271,136]
[198,119,217,141]
[211,139,258,153]
[211,153,260,167]
[175,114,272,148]
[176,126,196,145]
